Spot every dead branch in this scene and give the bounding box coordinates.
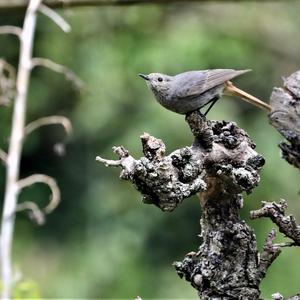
[250,200,300,245]
[38,4,71,33]
[17,174,61,214]
[31,57,84,89]
[25,115,72,137]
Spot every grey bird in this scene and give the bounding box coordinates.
[139,69,271,115]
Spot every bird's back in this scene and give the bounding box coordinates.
[171,69,250,99]
[164,69,250,114]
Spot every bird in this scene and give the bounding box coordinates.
[139,69,271,115]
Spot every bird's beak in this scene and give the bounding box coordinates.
[138,74,150,81]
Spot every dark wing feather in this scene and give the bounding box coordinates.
[172,69,250,99]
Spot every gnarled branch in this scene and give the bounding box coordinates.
[250,200,300,245]
[97,111,266,299]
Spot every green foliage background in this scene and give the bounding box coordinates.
[0,2,300,299]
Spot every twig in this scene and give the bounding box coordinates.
[0,149,7,164]
[96,156,122,167]
[25,115,72,137]
[0,26,21,37]
[38,4,71,33]
[0,1,42,298]
[16,201,45,225]
[258,229,281,279]
[31,57,84,89]
[18,174,61,214]
[250,200,300,245]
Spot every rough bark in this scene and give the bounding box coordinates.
[174,194,261,299]
[97,111,271,299]
[269,71,300,170]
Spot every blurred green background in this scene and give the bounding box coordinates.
[1,1,300,299]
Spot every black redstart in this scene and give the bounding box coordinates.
[139,69,271,115]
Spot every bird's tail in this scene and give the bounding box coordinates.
[224,81,272,112]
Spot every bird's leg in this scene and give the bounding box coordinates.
[203,96,219,116]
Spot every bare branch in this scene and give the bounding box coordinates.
[0,1,42,297]
[38,4,71,33]
[16,201,45,225]
[25,115,72,137]
[17,174,61,214]
[31,57,84,89]
[0,0,283,11]
[250,200,300,245]
[0,149,7,164]
[0,26,21,37]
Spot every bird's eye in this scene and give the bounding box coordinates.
[158,77,163,82]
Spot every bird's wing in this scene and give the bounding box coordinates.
[173,69,251,99]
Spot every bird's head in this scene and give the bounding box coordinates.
[139,73,173,99]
